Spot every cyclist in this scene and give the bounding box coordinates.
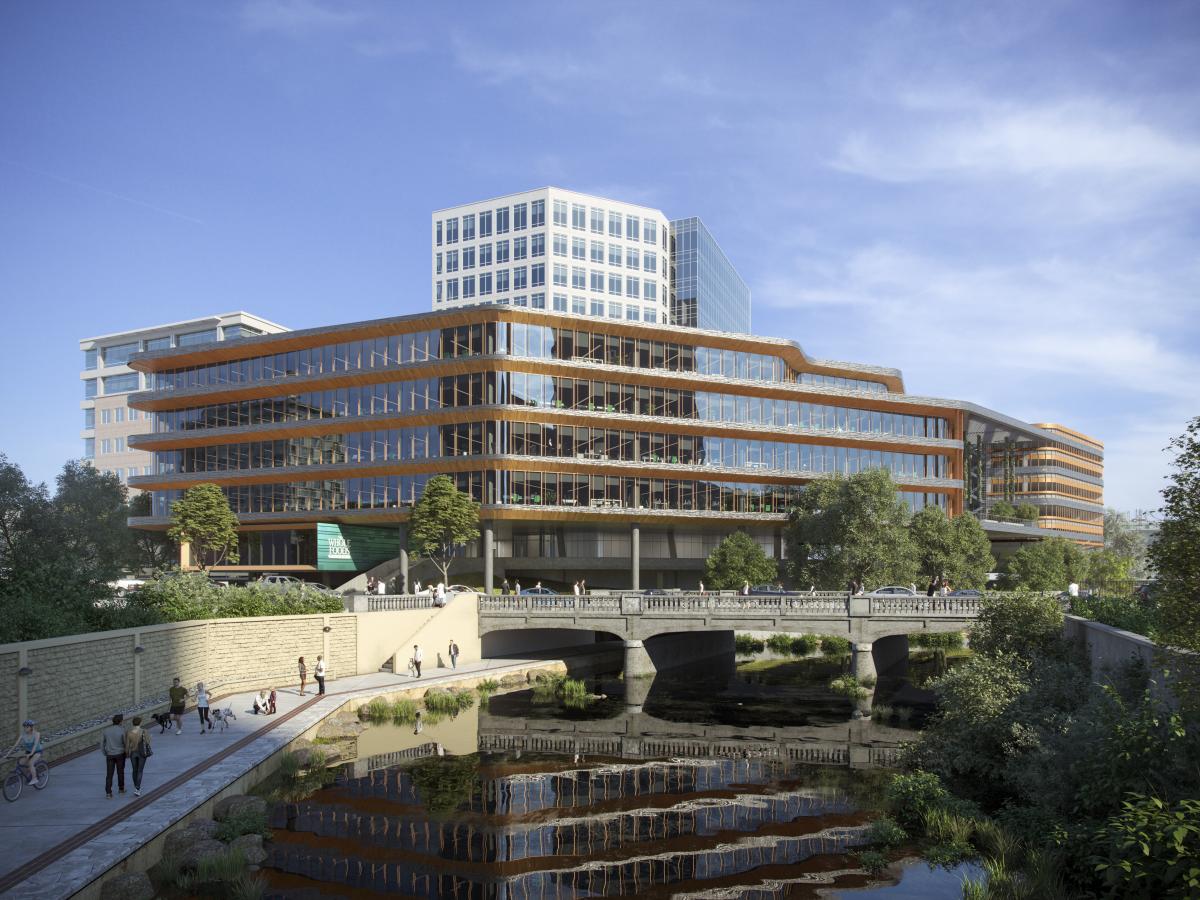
[8,720,43,783]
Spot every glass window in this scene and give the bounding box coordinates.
[626,215,640,241]
[531,292,546,309]
[479,210,492,237]
[83,437,95,458]
[130,408,139,421]
[553,200,568,226]
[553,264,568,286]
[608,302,623,319]
[446,250,458,272]
[644,307,658,323]
[513,202,527,230]
[445,217,458,243]
[446,279,459,300]
[590,207,604,233]
[553,292,568,312]
[571,295,587,314]
[531,233,545,257]
[83,408,95,428]
[146,336,171,351]
[643,250,657,272]
[553,233,567,257]
[178,329,218,347]
[626,305,640,321]
[513,266,528,290]
[571,204,586,230]
[462,246,475,269]
[608,244,622,266]
[644,220,657,244]
[101,408,112,424]
[115,436,125,452]
[435,220,443,246]
[462,276,475,298]
[590,271,605,292]
[496,269,510,292]
[571,266,586,289]
[572,237,586,260]
[479,243,492,266]
[496,207,510,233]
[530,199,544,227]
[513,294,527,306]
[608,274,622,295]
[513,236,527,260]
[435,280,443,301]
[435,252,443,274]
[479,273,492,295]
[608,211,622,237]
[495,239,509,263]
[626,276,639,297]
[462,213,475,241]
[591,241,604,263]
[83,348,97,369]
[103,373,140,393]
[626,247,640,269]
[116,407,125,423]
[644,281,657,301]
[531,263,546,287]
[590,298,605,316]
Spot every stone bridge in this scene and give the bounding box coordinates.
[479,591,983,682]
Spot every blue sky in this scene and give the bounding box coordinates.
[1,0,1196,512]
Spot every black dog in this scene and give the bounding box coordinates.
[151,712,174,733]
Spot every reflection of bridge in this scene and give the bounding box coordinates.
[475,709,906,769]
[479,591,982,682]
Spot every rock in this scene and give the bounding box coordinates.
[530,669,560,683]
[178,838,228,872]
[498,673,526,688]
[316,717,365,739]
[213,794,268,822]
[230,833,268,866]
[162,820,220,858]
[423,686,450,700]
[99,872,154,900]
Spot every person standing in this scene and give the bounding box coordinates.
[513,579,522,595]
[376,578,387,596]
[502,577,510,595]
[580,579,586,594]
[196,682,211,733]
[168,677,187,735]
[413,579,422,594]
[314,655,326,695]
[102,714,127,798]
[412,644,423,678]
[573,581,580,597]
[698,580,705,593]
[124,716,151,797]
[741,580,750,596]
[298,656,308,696]
[448,639,459,669]
[435,583,446,607]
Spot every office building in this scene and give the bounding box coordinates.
[79,312,288,488]
[124,306,1101,585]
[670,217,751,333]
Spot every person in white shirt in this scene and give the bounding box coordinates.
[376,578,386,596]
[435,583,446,607]
[412,644,423,678]
[314,655,327,695]
[1068,582,1079,598]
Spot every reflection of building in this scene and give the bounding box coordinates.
[126,307,1100,584]
[79,312,287,489]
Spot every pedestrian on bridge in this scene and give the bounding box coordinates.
[315,655,326,695]
[449,639,459,669]
[102,714,126,798]
[412,645,423,678]
[298,656,307,695]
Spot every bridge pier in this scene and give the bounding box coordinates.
[623,639,655,681]
[622,668,654,713]
[853,642,877,683]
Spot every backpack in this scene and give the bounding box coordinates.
[138,730,153,758]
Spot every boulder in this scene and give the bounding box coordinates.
[498,673,526,688]
[213,794,268,822]
[178,839,228,872]
[423,686,450,700]
[316,717,365,740]
[230,833,268,866]
[99,872,154,900]
[162,820,220,858]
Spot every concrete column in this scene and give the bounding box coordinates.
[398,523,409,594]
[623,639,655,679]
[630,523,640,591]
[852,642,876,683]
[483,523,494,595]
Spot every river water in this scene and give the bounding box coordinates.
[258,654,973,899]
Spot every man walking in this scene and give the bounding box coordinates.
[412,644,423,678]
[448,639,459,669]
[168,677,187,735]
[102,714,127,798]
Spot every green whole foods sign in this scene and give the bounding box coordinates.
[316,523,397,572]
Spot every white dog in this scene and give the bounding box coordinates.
[211,707,237,731]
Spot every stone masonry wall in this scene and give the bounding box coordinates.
[28,634,137,741]
[0,652,17,746]
[328,616,357,679]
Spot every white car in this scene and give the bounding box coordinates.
[109,578,146,597]
[866,585,918,597]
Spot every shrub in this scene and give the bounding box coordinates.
[886,770,950,832]
[1092,794,1200,898]
[924,807,976,848]
[829,675,871,700]
[853,849,890,876]
[735,634,765,655]
[820,634,852,656]
[791,634,819,655]
[359,697,391,722]
[476,678,500,696]
[909,631,965,650]
[865,816,907,849]
[1071,594,1158,639]
[871,704,894,723]
[229,875,266,900]
[216,804,271,842]
[277,751,301,781]
[765,633,794,654]
[176,849,247,889]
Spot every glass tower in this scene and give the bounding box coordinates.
[670,217,751,333]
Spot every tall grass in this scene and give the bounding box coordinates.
[476,678,500,696]
[424,690,475,715]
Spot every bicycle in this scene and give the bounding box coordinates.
[3,752,49,802]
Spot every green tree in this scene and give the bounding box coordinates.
[408,475,480,586]
[702,531,778,590]
[55,461,132,579]
[785,469,917,590]
[168,484,239,570]
[970,590,1066,661]
[1086,547,1132,587]
[989,500,1017,520]
[1014,502,1040,522]
[1104,508,1149,578]
[125,492,175,572]
[1004,537,1087,591]
[1148,417,1200,710]
[910,506,995,589]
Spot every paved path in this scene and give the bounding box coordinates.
[0,657,549,900]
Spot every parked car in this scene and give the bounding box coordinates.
[641,588,670,596]
[519,586,556,595]
[947,589,981,597]
[257,574,307,591]
[749,584,789,596]
[867,585,918,596]
[109,577,146,598]
[446,584,476,596]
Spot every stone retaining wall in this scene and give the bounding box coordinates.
[0,613,359,762]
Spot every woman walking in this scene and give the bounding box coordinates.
[314,655,326,695]
[298,656,308,696]
[124,716,151,796]
[196,683,211,733]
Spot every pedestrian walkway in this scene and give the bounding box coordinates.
[0,656,553,900]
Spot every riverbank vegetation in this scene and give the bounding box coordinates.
[885,590,1200,897]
